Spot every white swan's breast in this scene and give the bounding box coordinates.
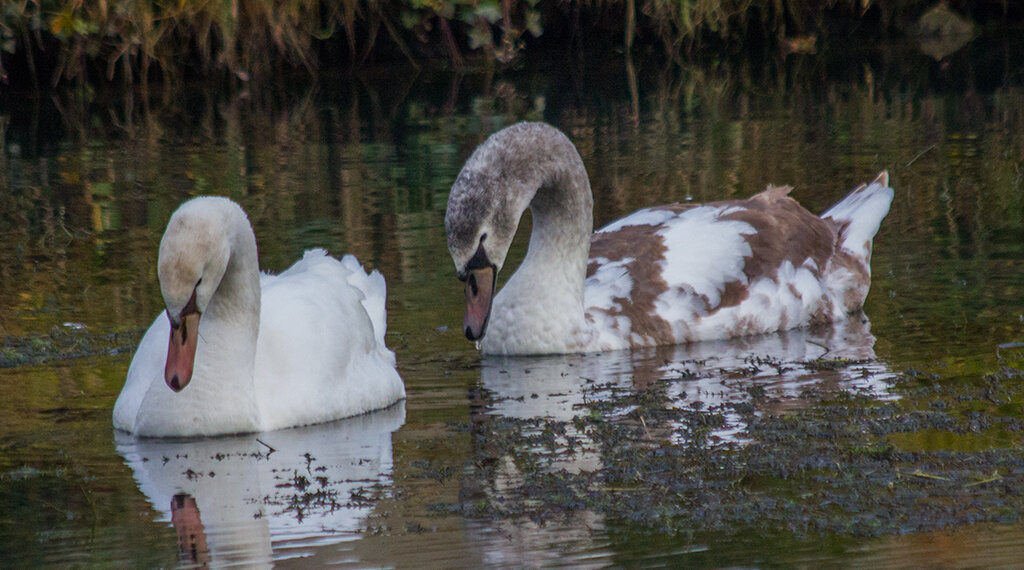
[113,313,168,434]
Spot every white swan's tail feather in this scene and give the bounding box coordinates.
[341,254,389,346]
[277,250,389,346]
[821,171,894,261]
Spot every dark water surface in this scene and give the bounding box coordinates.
[3,40,1024,566]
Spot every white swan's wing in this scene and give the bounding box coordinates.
[254,250,404,432]
[340,253,389,347]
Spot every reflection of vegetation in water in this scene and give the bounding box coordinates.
[0,359,177,566]
[2,60,1024,355]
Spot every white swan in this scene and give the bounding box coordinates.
[113,196,405,437]
[445,122,894,355]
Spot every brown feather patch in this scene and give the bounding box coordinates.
[586,209,693,346]
[583,186,869,347]
[717,185,836,290]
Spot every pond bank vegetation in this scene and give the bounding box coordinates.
[0,1,1020,88]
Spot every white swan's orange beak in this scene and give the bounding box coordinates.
[165,291,200,392]
[463,266,495,341]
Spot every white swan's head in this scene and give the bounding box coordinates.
[157,197,240,391]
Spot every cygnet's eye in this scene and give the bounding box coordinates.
[466,241,492,271]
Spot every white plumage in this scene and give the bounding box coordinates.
[113,197,405,437]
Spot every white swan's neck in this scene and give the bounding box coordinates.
[200,216,261,385]
[135,203,264,435]
[480,127,595,354]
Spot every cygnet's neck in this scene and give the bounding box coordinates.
[483,127,595,354]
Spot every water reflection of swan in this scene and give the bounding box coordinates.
[115,403,405,567]
[464,318,894,565]
[478,315,892,442]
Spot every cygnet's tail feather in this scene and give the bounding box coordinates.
[821,171,894,261]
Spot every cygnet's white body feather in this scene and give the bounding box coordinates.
[114,197,404,437]
[445,122,893,355]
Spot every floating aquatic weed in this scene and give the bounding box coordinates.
[452,361,1024,541]
[0,328,143,368]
